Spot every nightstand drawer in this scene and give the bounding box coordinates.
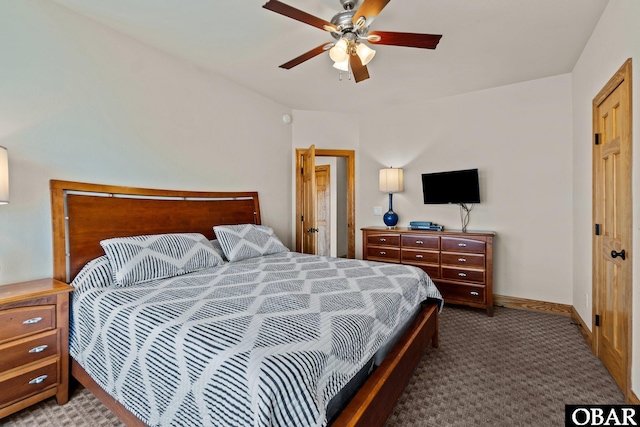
[0,306,56,343]
[366,247,400,262]
[441,237,486,253]
[401,235,439,249]
[441,267,485,283]
[366,234,401,247]
[441,252,485,268]
[0,330,59,373]
[0,359,58,407]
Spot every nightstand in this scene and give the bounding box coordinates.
[0,278,73,419]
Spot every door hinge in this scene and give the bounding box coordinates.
[595,314,600,327]
[594,133,601,145]
[301,167,304,175]
[595,224,601,235]
[301,215,304,222]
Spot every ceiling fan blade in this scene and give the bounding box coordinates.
[368,31,442,49]
[263,0,338,32]
[279,43,331,69]
[349,54,370,83]
[351,0,390,27]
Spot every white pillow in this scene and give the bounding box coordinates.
[213,224,289,262]
[100,233,224,286]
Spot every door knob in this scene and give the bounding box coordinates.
[611,249,626,260]
[306,228,319,233]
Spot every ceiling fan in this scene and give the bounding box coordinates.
[262,0,442,83]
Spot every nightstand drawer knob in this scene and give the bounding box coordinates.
[379,238,386,242]
[23,317,43,325]
[29,345,49,354]
[458,258,467,262]
[29,375,48,385]
[458,272,467,277]
[470,291,479,296]
[415,254,423,259]
[416,240,424,245]
[380,251,386,255]
[458,243,467,247]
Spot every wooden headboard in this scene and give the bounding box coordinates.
[50,180,261,283]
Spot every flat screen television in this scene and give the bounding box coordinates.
[422,168,480,204]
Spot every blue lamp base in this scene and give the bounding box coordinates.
[383,211,398,228]
[383,193,399,228]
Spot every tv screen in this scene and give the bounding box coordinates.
[422,168,480,204]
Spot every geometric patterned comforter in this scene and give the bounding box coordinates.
[70,252,443,427]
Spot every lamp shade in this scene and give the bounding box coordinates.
[0,146,8,204]
[329,38,349,63]
[379,167,404,193]
[356,42,376,66]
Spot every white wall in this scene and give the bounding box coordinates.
[356,75,574,303]
[0,0,292,285]
[571,0,640,399]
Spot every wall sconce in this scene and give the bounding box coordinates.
[0,146,8,204]
[379,167,404,228]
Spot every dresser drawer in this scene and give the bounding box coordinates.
[366,234,400,247]
[412,264,440,279]
[0,330,59,373]
[0,306,56,343]
[441,237,486,253]
[401,235,439,250]
[441,252,485,268]
[401,249,439,264]
[437,282,486,304]
[441,267,485,283]
[366,247,400,262]
[0,359,58,407]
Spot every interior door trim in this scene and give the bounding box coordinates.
[295,148,355,258]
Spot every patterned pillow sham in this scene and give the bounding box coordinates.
[213,224,289,262]
[209,239,227,262]
[70,255,115,292]
[100,232,224,286]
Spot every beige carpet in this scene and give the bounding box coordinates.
[2,306,624,427]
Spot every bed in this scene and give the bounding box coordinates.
[50,180,442,427]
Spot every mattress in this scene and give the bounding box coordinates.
[69,251,443,427]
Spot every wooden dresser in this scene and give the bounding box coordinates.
[0,279,73,419]
[362,227,495,316]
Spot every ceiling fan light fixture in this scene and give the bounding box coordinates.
[329,38,349,62]
[333,58,349,71]
[356,42,376,65]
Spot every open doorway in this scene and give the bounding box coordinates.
[295,148,355,258]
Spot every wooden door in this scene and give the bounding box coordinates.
[592,59,632,395]
[315,165,331,256]
[301,145,317,254]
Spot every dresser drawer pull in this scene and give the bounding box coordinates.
[29,375,48,385]
[415,254,423,259]
[470,291,479,296]
[379,238,386,242]
[380,251,386,255]
[29,345,49,354]
[415,240,424,245]
[458,243,467,247]
[458,258,467,262]
[23,317,43,325]
[458,272,467,277]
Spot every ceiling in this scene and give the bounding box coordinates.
[50,0,609,113]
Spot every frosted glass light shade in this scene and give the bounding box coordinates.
[333,58,349,71]
[356,43,376,66]
[379,167,404,193]
[329,38,349,63]
[0,146,8,204]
